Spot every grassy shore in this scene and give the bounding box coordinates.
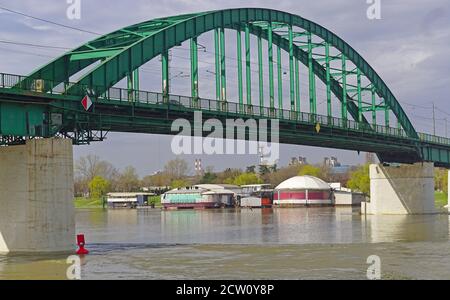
[74,197,104,209]
[74,195,162,208]
[435,191,448,208]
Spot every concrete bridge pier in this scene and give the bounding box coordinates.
[362,163,436,215]
[0,138,75,254]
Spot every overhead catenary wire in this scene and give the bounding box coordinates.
[0,5,101,35]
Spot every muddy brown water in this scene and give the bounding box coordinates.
[1,207,449,279]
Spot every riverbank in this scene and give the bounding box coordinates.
[74,194,446,209]
[74,197,104,209]
[74,195,162,208]
[435,191,448,208]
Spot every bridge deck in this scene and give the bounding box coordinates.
[0,72,450,167]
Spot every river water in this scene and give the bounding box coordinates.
[1,207,449,279]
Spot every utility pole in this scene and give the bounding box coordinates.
[432,102,436,136]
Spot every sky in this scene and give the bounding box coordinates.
[1,0,449,176]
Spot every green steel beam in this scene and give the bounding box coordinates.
[127,68,139,102]
[162,49,169,101]
[357,68,362,122]
[277,45,283,115]
[385,105,390,127]
[245,24,252,106]
[236,28,244,111]
[190,37,199,102]
[307,32,316,114]
[341,55,347,121]
[22,8,417,138]
[288,25,295,112]
[295,59,300,113]
[220,27,227,102]
[214,28,221,101]
[325,42,331,118]
[69,49,122,61]
[257,35,264,110]
[268,22,275,112]
[371,88,376,127]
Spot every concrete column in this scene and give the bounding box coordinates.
[362,163,435,215]
[0,138,75,253]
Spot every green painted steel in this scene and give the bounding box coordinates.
[371,88,376,127]
[357,68,362,123]
[242,23,369,125]
[12,8,450,165]
[288,25,295,112]
[295,59,300,113]
[219,27,227,102]
[19,8,417,138]
[277,45,283,115]
[385,105,390,127]
[245,25,252,106]
[2,71,450,167]
[307,32,316,115]
[214,28,220,101]
[325,42,331,118]
[268,22,275,112]
[190,37,199,101]
[162,49,169,101]
[236,28,243,110]
[127,69,139,101]
[257,35,264,110]
[341,55,347,121]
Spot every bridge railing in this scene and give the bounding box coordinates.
[418,132,450,146]
[1,72,448,146]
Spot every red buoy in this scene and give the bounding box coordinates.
[76,234,89,255]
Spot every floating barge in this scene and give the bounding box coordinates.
[161,184,238,210]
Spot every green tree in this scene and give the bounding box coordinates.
[443,170,448,195]
[347,164,370,195]
[116,166,140,192]
[246,165,256,173]
[298,165,321,177]
[199,172,217,184]
[170,179,189,189]
[259,165,271,176]
[88,176,110,199]
[233,173,263,186]
[164,158,189,181]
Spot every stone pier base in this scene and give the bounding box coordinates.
[0,138,75,253]
[362,163,436,215]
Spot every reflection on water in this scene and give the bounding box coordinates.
[1,207,449,279]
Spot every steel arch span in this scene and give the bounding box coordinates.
[3,8,450,167]
[23,8,416,138]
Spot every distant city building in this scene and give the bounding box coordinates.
[323,156,341,168]
[289,156,307,166]
[194,159,203,176]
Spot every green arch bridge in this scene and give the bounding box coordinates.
[0,8,449,167]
